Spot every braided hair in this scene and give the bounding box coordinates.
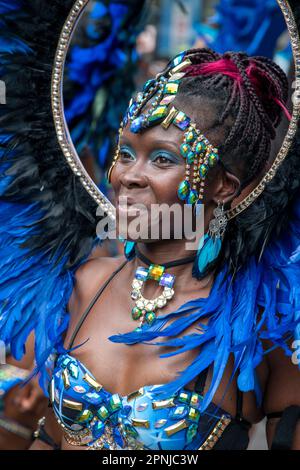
[173,48,300,278]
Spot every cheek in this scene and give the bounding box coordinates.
[109,164,122,195]
[148,167,186,204]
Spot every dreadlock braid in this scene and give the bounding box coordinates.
[172,47,300,279]
[175,48,289,188]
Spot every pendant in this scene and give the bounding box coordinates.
[130,264,176,329]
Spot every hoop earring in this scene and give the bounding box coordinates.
[192,201,227,279]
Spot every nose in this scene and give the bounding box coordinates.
[118,159,149,189]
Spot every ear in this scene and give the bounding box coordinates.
[212,169,241,205]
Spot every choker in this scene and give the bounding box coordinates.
[130,245,197,331]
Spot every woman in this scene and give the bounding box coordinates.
[28,48,300,450]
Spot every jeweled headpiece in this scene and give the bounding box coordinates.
[108,48,294,224]
[107,51,220,206]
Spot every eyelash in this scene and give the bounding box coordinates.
[119,149,177,165]
[119,149,135,161]
[152,153,174,164]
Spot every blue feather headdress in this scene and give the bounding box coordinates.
[0,0,299,415]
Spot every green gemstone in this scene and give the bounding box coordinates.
[185,130,197,143]
[208,152,219,167]
[199,164,209,178]
[145,311,156,325]
[177,391,190,404]
[180,143,191,158]
[77,409,93,424]
[148,105,168,123]
[97,405,109,421]
[177,180,190,200]
[132,306,143,320]
[125,424,139,438]
[195,141,206,155]
[68,363,79,379]
[188,407,200,423]
[187,189,198,205]
[190,392,201,408]
[186,423,198,444]
[186,151,195,164]
[109,394,122,411]
[163,81,179,95]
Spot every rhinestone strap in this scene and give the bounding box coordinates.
[51,0,116,223]
[198,415,232,450]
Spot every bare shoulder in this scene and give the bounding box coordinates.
[67,254,126,320]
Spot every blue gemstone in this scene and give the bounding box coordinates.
[169,405,189,420]
[177,180,190,201]
[123,113,128,127]
[186,423,198,444]
[187,151,195,164]
[143,79,155,93]
[187,189,198,205]
[130,116,144,133]
[172,52,185,67]
[84,392,104,406]
[128,102,137,119]
[199,164,209,178]
[173,112,191,130]
[135,266,148,281]
[68,362,79,379]
[61,357,71,368]
[195,141,206,154]
[159,273,175,288]
[113,427,125,448]
[180,143,191,158]
[92,420,105,439]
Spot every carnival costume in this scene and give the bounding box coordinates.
[0,0,300,450]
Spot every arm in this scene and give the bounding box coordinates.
[29,407,62,450]
[263,338,300,450]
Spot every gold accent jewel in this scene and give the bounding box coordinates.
[131,418,150,429]
[169,59,192,75]
[164,419,189,436]
[49,378,55,403]
[161,106,179,129]
[152,398,175,409]
[83,373,103,392]
[62,368,71,389]
[127,387,145,401]
[62,398,83,411]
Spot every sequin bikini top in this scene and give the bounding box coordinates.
[49,260,252,450]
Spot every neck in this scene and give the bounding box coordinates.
[136,238,197,265]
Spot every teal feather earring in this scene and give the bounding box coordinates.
[192,201,227,279]
[124,240,136,260]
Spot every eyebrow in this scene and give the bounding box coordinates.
[120,137,180,153]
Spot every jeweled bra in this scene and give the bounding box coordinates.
[50,352,232,450]
[48,261,251,451]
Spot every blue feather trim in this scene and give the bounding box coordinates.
[109,194,300,410]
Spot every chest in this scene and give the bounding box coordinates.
[64,277,208,395]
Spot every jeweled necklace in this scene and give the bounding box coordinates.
[130,246,197,330]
